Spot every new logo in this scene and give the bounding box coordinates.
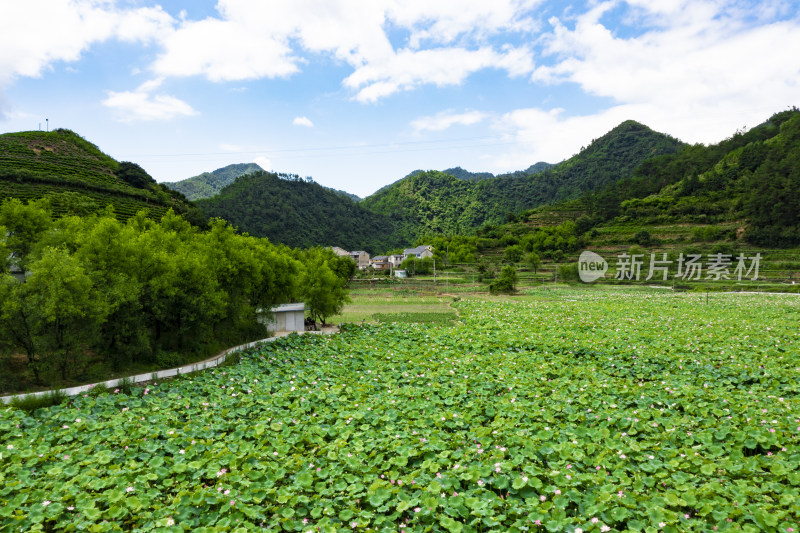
[578,251,608,283]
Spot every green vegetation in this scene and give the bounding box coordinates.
[403,109,800,286]
[7,389,67,412]
[333,286,456,325]
[489,265,517,294]
[373,311,458,325]
[571,109,800,247]
[1,288,797,531]
[163,163,263,201]
[0,129,204,225]
[197,171,403,254]
[0,199,351,394]
[361,121,683,244]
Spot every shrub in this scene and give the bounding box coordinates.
[489,266,517,294]
[633,229,652,246]
[557,262,580,281]
[503,244,523,263]
[8,389,68,412]
[156,351,185,369]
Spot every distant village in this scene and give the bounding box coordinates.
[330,245,433,276]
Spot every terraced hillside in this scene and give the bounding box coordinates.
[0,129,198,221]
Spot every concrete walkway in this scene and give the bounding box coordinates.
[0,329,333,404]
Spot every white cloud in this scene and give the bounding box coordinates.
[149,0,538,100]
[388,0,542,47]
[153,17,298,82]
[530,0,800,144]
[493,105,641,170]
[345,46,534,102]
[412,110,489,132]
[103,78,197,122]
[254,156,272,171]
[0,1,173,85]
[293,116,314,128]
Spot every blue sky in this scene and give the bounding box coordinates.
[1,0,799,198]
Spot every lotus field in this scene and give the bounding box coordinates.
[1,289,799,532]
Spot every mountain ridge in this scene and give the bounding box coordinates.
[195,171,402,253]
[359,119,685,244]
[0,129,200,222]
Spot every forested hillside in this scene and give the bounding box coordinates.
[163,162,263,201]
[196,171,402,253]
[0,129,202,224]
[361,120,684,243]
[430,109,800,278]
[570,108,800,246]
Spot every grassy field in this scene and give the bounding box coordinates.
[334,284,459,325]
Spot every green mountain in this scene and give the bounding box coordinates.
[163,163,263,201]
[467,108,800,279]
[441,167,496,181]
[0,129,200,222]
[196,171,401,253]
[165,162,362,203]
[579,108,800,247]
[361,120,684,243]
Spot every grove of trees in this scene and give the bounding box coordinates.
[0,199,353,392]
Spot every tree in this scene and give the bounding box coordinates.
[489,266,517,294]
[297,249,350,326]
[399,256,433,276]
[2,248,109,382]
[504,244,523,263]
[525,252,541,274]
[0,225,7,272]
[116,161,156,189]
[0,198,52,266]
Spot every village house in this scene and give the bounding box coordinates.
[348,250,370,269]
[369,256,392,270]
[388,254,405,268]
[403,245,434,261]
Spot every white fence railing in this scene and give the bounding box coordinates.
[0,331,326,405]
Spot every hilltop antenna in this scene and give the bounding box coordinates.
[46,118,49,132]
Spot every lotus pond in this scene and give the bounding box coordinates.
[1,289,799,532]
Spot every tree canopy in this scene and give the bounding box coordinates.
[0,199,352,392]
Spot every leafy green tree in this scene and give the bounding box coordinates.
[328,254,357,285]
[297,248,350,326]
[2,248,108,382]
[116,161,156,189]
[489,266,517,294]
[0,198,52,266]
[71,214,149,368]
[399,256,433,275]
[525,252,541,274]
[449,243,476,264]
[0,225,7,272]
[633,230,652,246]
[504,244,523,263]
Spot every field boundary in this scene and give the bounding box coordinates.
[0,330,329,405]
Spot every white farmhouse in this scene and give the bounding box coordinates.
[403,245,434,261]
